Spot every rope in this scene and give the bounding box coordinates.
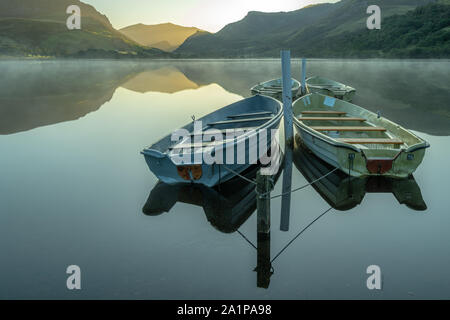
[237,230,257,250]
[271,207,332,264]
[222,165,257,185]
[263,167,339,200]
[223,164,338,200]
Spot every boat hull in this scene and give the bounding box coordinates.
[293,126,426,178]
[143,152,276,188]
[293,144,427,211]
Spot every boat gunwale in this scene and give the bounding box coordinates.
[305,76,355,93]
[250,77,301,94]
[142,94,284,158]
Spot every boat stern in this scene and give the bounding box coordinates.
[360,145,428,177]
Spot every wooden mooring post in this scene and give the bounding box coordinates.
[280,144,293,232]
[281,50,293,147]
[301,58,307,95]
[256,169,273,288]
[256,170,271,234]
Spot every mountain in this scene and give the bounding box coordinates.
[120,23,207,52]
[176,0,446,58]
[0,0,167,58]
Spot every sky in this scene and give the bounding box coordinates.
[83,0,340,32]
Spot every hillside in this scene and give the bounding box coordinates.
[297,2,450,58]
[120,23,207,52]
[176,0,445,58]
[0,0,167,58]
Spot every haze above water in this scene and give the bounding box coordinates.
[0,59,449,299]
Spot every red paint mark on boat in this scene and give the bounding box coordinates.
[366,159,393,174]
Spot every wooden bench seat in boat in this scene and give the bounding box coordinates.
[336,138,404,145]
[257,89,282,93]
[169,139,235,150]
[298,117,366,122]
[302,111,347,115]
[188,127,257,136]
[208,117,273,126]
[227,112,273,119]
[311,126,386,132]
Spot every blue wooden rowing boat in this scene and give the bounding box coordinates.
[141,95,283,187]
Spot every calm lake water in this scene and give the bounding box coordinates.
[0,59,449,299]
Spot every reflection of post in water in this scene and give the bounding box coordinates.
[280,145,293,232]
[255,170,273,289]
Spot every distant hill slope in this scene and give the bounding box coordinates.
[298,2,450,58]
[176,0,444,58]
[120,23,207,52]
[0,0,167,58]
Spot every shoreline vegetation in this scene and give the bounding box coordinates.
[0,1,448,59]
[2,57,450,61]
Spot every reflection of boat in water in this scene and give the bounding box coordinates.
[293,141,427,211]
[143,164,282,233]
[144,157,283,289]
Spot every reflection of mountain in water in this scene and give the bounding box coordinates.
[1,61,447,136]
[176,61,268,97]
[121,66,200,94]
[0,62,207,135]
[0,61,139,135]
[293,140,427,211]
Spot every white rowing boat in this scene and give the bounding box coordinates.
[293,93,429,178]
[306,76,356,102]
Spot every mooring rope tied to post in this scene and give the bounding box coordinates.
[235,206,333,263]
[259,167,339,200]
[223,165,339,199]
[237,230,257,250]
[222,165,258,185]
[270,207,332,264]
